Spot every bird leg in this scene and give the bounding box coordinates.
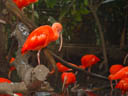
[62,76,67,93]
[126,92,128,96]
[110,80,113,90]
[37,50,41,65]
[115,80,118,84]
[87,67,91,80]
[88,67,91,73]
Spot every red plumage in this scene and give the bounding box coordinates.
[61,72,76,87]
[56,62,78,72]
[13,0,38,9]
[109,64,124,75]
[115,78,128,95]
[81,54,100,68]
[21,25,54,54]
[56,62,71,72]
[21,22,62,65]
[109,66,128,80]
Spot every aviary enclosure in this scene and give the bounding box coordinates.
[0,0,128,96]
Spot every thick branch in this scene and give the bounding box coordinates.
[48,49,108,80]
[5,0,36,30]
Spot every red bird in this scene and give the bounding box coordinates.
[115,78,128,95]
[108,64,124,93]
[109,64,124,75]
[8,57,16,79]
[109,66,128,80]
[56,62,72,72]
[61,72,76,95]
[0,78,22,96]
[56,62,78,72]
[13,0,38,10]
[21,22,63,65]
[81,54,100,72]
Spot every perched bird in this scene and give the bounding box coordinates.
[78,65,86,69]
[13,0,38,10]
[108,64,124,95]
[61,72,76,95]
[21,22,63,65]
[109,66,128,80]
[109,64,124,75]
[56,62,72,72]
[115,78,128,96]
[56,62,78,72]
[81,54,100,72]
[8,58,16,79]
[0,78,22,96]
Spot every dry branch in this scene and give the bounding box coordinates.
[88,0,108,72]
[48,49,108,80]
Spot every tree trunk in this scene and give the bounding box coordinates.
[0,0,9,77]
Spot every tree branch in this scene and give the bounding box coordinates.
[48,49,108,80]
[88,1,108,72]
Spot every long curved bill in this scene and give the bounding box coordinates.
[58,33,63,52]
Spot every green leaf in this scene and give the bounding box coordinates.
[34,11,39,19]
[84,0,88,6]
[83,8,90,14]
[59,8,68,21]
[74,13,82,22]
[48,16,56,23]
[45,0,57,8]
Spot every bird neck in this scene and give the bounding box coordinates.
[52,30,59,41]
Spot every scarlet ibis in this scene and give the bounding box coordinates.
[61,72,76,95]
[21,22,63,65]
[56,62,72,72]
[109,64,124,75]
[13,0,38,10]
[81,54,100,72]
[108,64,124,94]
[109,66,128,80]
[0,78,22,96]
[8,58,16,79]
[56,62,78,72]
[78,65,86,69]
[115,78,128,96]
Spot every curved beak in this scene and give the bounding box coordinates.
[58,33,63,52]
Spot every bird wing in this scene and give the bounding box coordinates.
[25,32,48,50]
[21,25,52,54]
[109,66,128,80]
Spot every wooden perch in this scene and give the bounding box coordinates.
[11,23,54,93]
[0,23,53,95]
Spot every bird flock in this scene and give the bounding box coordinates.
[1,0,126,96]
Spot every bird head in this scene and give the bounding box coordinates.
[52,22,63,33]
[52,22,63,51]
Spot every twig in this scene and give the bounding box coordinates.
[123,54,128,65]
